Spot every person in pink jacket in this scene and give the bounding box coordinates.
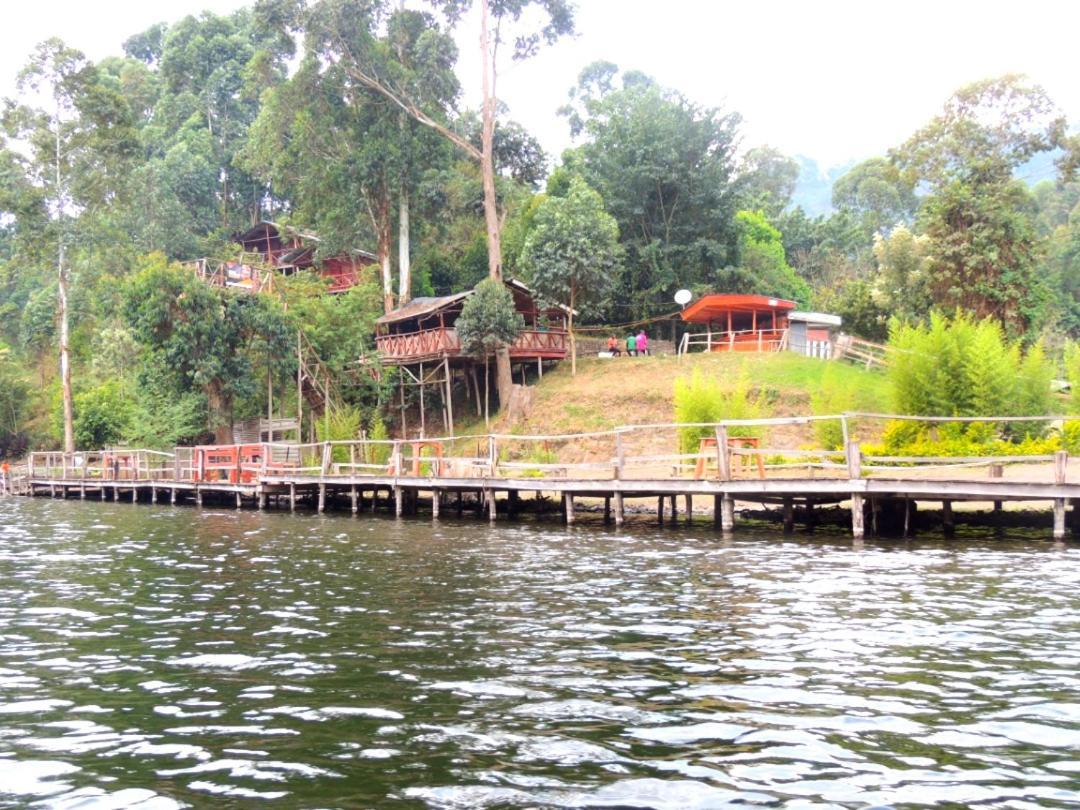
[636,330,648,356]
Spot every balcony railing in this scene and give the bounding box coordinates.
[376,327,568,362]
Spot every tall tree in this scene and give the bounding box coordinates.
[455,277,523,425]
[313,0,573,407]
[559,63,742,320]
[519,177,620,375]
[892,75,1067,333]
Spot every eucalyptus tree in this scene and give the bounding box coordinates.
[4,39,139,453]
[307,0,573,407]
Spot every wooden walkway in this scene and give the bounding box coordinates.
[18,414,1080,539]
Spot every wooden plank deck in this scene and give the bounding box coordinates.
[18,414,1080,539]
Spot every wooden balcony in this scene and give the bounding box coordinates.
[376,327,568,364]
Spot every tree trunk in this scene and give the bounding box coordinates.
[398,183,411,305]
[479,0,514,409]
[58,256,74,454]
[483,354,490,429]
[372,189,394,314]
[207,381,234,445]
[55,98,74,455]
[569,287,576,376]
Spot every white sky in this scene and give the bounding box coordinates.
[3,0,1078,170]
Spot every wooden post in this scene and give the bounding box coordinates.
[318,483,326,513]
[657,495,665,525]
[195,486,202,508]
[715,426,730,481]
[564,493,574,525]
[150,486,156,504]
[289,483,296,511]
[721,495,735,532]
[604,496,611,524]
[488,436,497,477]
[713,493,722,528]
[782,498,794,533]
[171,488,177,505]
[846,440,862,480]
[394,485,403,517]
[508,488,519,518]
[432,489,440,520]
[614,491,624,526]
[350,485,358,514]
[684,494,692,525]
[488,489,497,522]
[942,500,954,535]
[236,491,242,510]
[1054,499,1066,539]
[258,490,267,510]
[1055,450,1068,485]
[443,358,454,437]
[851,494,865,539]
[614,431,625,480]
[321,442,332,476]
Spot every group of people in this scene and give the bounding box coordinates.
[607,330,649,357]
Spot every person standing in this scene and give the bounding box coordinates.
[636,330,649,356]
[0,461,9,495]
[625,334,637,357]
[607,335,621,356]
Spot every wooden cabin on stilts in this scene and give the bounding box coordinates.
[374,280,570,436]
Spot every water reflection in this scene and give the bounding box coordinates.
[0,497,1078,807]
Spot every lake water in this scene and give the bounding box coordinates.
[1,497,1079,808]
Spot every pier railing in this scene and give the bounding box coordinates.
[23,413,1076,488]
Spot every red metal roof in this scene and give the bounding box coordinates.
[680,294,797,323]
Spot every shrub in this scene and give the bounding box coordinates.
[71,381,133,450]
[888,311,1055,436]
[315,406,363,464]
[810,365,854,450]
[674,368,770,454]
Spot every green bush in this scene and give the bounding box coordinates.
[674,367,770,454]
[888,311,1054,436]
[316,405,363,464]
[366,414,391,467]
[72,381,133,450]
[810,365,854,450]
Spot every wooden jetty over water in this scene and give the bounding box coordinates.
[16,414,1080,539]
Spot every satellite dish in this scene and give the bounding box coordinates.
[674,289,692,306]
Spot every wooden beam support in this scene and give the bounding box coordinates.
[614,491,624,526]
[782,497,794,533]
[564,492,574,525]
[851,494,865,539]
[1054,498,1066,539]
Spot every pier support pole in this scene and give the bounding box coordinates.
[851,494,865,539]
[669,495,677,523]
[394,486,403,517]
[684,494,693,525]
[508,489,519,519]
[150,486,157,504]
[195,486,202,508]
[350,485,358,514]
[258,491,266,510]
[614,491,624,527]
[289,483,296,511]
[171,488,177,505]
[456,491,463,517]
[1054,498,1066,539]
[236,491,242,510]
[782,498,794,533]
[713,494,721,529]
[657,496,665,525]
[488,490,497,522]
[432,489,440,520]
[721,495,735,532]
[564,493,574,525]
[132,488,137,503]
[604,497,611,524]
[942,500,954,535]
[80,483,85,499]
[318,484,326,513]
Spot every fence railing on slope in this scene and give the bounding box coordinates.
[833,334,888,368]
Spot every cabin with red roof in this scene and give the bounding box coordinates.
[679,294,796,352]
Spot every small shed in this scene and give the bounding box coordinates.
[788,311,842,358]
[679,294,796,353]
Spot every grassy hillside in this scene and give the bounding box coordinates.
[451,352,891,466]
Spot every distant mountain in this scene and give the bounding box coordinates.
[789,155,857,217]
[788,151,1064,218]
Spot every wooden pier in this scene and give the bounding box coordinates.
[17,414,1080,540]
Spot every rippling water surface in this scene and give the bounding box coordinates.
[1,497,1079,808]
